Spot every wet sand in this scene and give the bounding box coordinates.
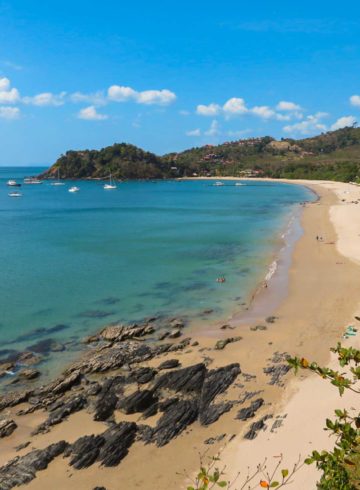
[1,180,360,489]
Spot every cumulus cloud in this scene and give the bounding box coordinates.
[0,106,20,119]
[276,100,302,111]
[0,77,20,104]
[330,115,357,131]
[350,95,360,108]
[23,92,66,106]
[196,103,221,116]
[186,128,201,136]
[251,105,276,119]
[108,85,176,105]
[283,112,328,135]
[223,97,248,115]
[78,105,108,121]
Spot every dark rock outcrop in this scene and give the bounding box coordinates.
[65,422,137,469]
[236,398,264,421]
[200,402,233,425]
[0,440,68,490]
[118,390,157,415]
[32,394,87,434]
[153,363,206,394]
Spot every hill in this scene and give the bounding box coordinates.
[40,126,360,182]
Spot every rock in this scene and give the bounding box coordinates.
[0,361,15,377]
[12,351,42,366]
[93,376,125,421]
[250,325,267,331]
[27,338,65,354]
[214,337,242,350]
[200,363,241,410]
[265,316,277,324]
[0,440,68,490]
[36,370,82,397]
[66,422,137,469]
[0,390,32,411]
[153,363,206,394]
[93,488,107,490]
[118,390,157,415]
[66,434,105,469]
[0,419,17,438]
[204,433,226,445]
[17,368,41,381]
[128,367,157,384]
[99,324,155,342]
[191,341,199,346]
[32,395,87,434]
[202,309,214,315]
[263,365,291,386]
[168,329,182,339]
[99,422,137,466]
[244,415,273,440]
[236,398,264,421]
[148,399,199,447]
[220,324,234,330]
[200,402,233,425]
[158,359,180,370]
[15,441,30,452]
[157,331,170,341]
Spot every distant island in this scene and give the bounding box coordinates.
[40,125,360,182]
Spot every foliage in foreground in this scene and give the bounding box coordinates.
[289,342,360,489]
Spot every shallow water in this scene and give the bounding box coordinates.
[0,168,315,377]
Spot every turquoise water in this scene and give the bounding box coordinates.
[0,168,314,374]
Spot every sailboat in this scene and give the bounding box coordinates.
[103,174,117,190]
[51,169,65,186]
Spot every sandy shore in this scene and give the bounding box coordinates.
[1,179,360,490]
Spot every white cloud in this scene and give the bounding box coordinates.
[23,92,66,106]
[78,105,108,121]
[205,119,220,136]
[251,105,276,119]
[70,91,106,106]
[179,110,190,116]
[223,97,248,115]
[0,77,20,104]
[283,112,328,135]
[186,128,201,136]
[196,103,221,116]
[330,115,356,131]
[108,85,137,102]
[350,95,360,108]
[0,106,20,119]
[108,85,176,105]
[0,77,10,91]
[276,100,302,111]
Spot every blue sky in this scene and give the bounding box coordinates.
[1,1,360,165]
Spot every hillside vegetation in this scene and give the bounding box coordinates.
[41,126,360,182]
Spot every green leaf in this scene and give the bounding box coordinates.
[270,483,279,488]
[304,458,314,465]
[281,469,289,478]
[217,482,227,488]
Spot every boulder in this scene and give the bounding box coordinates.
[158,359,180,370]
[214,337,242,350]
[0,419,17,438]
[236,398,264,421]
[153,363,206,394]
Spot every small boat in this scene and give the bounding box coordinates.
[7,180,21,187]
[68,186,80,193]
[51,169,65,186]
[213,181,224,186]
[24,177,43,185]
[235,182,244,186]
[103,174,117,190]
[8,191,22,197]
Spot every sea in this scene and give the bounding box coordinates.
[0,167,316,380]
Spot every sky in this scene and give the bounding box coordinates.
[1,1,360,165]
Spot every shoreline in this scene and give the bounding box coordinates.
[1,179,360,489]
